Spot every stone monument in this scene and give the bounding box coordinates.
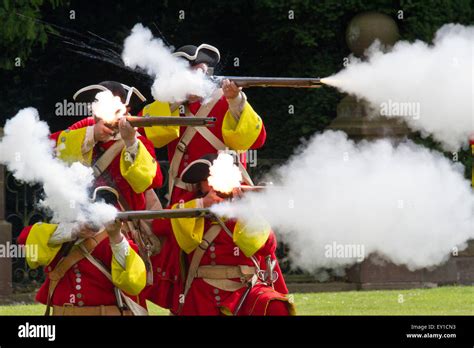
[329,12,474,289]
[327,11,411,141]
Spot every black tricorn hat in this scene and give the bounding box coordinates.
[91,186,119,206]
[73,81,147,112]
[172,44,220,67]
[180,153,219,184]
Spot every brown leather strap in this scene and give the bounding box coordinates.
[92,140,125,178]
[145,188,163,210]
[182,225,221,300]
[167,89,223,202]
[79,244,148,316]
[202,278,246,292]
[45,230,108,316]
[194,126,254,186]
[196,265,256,279]
[212,218,261,272]
[52,304,132,316]
[197,265,256,292]
[168,126,197,198]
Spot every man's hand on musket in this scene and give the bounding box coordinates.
[75,224,100,239]
[201,188,225,208]
[105,220,123,245]
[94,118,115,143]
[231,186,243,198]
[118,117,137,148]
[222,79,241,100]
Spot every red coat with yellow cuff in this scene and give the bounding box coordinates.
[139,94,266,308]
[51,117,163,210]
[150,199,294,315]
[17,223,146,307]
[138,94,266,204]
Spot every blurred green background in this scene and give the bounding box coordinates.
[1,0,473,171]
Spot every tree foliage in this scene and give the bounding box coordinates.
[0,0,65,69]
[0,0,472,175]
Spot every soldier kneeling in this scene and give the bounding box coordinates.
[152,154,296,315]
[17,187,147,316]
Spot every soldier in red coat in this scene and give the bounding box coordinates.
[139,44,265,204]
[53,81,163,212]
[139,44,267,310]
[17,188,147,315]
[152,154,295,315]
[18,82,163,314]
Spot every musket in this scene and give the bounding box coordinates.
[103,116,216,128]
[210,76,323,89]
[116,185,274,218]
[215,184,275,199]
[240,185,273,192]
[115,208,212,221]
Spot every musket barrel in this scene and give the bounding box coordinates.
[240,185,270,191]
[116,208,212,221]
[213,76,323,88]
[124,116,216,127]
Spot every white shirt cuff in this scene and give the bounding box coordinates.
[195,198,204,209]
[48,222,77,246]
[124,139,139,163]
[111,236,129,269]
[227,91,247,121]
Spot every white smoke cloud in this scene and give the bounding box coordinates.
[92,90,126,123]
[208,153,242,194]
[0,108,117,226]
[212,131,474,272]
[122,23,216,103]
[323,24,474,152]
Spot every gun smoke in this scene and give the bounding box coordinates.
[122,23,216,103]
[92,90,126,123]
[0,108,117,227]
[212,131,474,273]
[322,24,474,152]
[208,153,242,194]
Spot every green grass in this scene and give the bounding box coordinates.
[0,301,169,316]
[1,286,473,315]
[294,286,474,315]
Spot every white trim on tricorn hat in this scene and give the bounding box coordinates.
[180,154,219,184]
[91,185,119,205]
[172,43,220,67]
[73,81,147,111]
[122,84,147,105]
[73,84,109,101]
